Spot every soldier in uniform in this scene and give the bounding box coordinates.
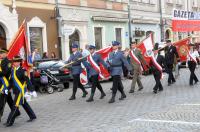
[129,42,147,93]
[107,41,132,103]
[5,56,36,127]
[164,40,179,86]
[0,48,20,122]
[150,50,165,94]
[86,45,108,102]
[67,43,88,100]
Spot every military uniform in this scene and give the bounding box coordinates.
[0,49,20,122]
[67,43,88,100]
[86,45,108,102]
[129,48,146,93]
[6,56,36,127]
[107,41,132,103]
[150,53,165,93]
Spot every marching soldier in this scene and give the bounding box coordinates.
[150,50,165,94]
[5,56,36,127]
[165,40,179,86]
[129,42,147,93]
[86,45,107,102]
[67,42,88,100]
[107,41,132,103]
[187,47,199,86]
[0,48,20,122]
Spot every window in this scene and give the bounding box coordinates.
[29,27,43,55]
[115,28,122,44]
[94,27,103,50]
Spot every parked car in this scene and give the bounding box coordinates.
[33,59,72,93]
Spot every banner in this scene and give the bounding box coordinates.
[7,20,32,70]
[173,38,190,62]
[172,20,200,32]
[136,34,154,71]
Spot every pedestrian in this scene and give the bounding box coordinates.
[0,48,20,122]
[42,52,48,59]
[129,42,147,93]
[5,55,36,127]
[164,40,179,86]
[86,45,108,102]
[51,52,56,59]
[187,47,199,86]
[32,48,41,62]
[150,50,165,94]
[67,42,88,100]
[107,41,132,103]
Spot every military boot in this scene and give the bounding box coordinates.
[108,93,116,103]
[86,93,94,102]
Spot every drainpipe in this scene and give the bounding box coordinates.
[128,0,132,46]
[159,0,164,42]
[55,0,62,59]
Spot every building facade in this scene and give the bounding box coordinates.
[130,0,161,43]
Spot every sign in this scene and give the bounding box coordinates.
[172,9,200,32]
[63,26,75,37]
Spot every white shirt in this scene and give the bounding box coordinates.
[187,50,199,61]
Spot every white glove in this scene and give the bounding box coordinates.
[31,91,37,98]
[4,89,8,95]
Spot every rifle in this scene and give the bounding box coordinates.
[59,55,88,69]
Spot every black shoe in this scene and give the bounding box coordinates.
[138,87,143,91]
[172,81,176,84]
[82,91,88,98]
[15,112,21,118]
[100,93,106,99]
[69,96,76,100]
[153,90,157,94]
[27,117,36,122]
[86,95,94,102]
[190,84,193,86]
[129,90,134,93]
[6,123,13,127]
[168,83,171,86]
[158,89,163,92]
[119,94,126,100]
[108,98,115,103]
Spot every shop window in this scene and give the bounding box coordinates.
[115,28,122,44]
[94,27,103,50]
[29,27,43,55]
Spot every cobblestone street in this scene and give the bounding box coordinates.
[1,68,200,132]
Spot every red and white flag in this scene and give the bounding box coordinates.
[80,46,112,85]
[7,20,32,70]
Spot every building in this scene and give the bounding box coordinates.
[130,0,161,43]
[57,0,129,60]
[1,0,59,58]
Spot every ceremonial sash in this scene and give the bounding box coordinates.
[151,56,163,79]
[12,67,26,107]
[87,54,104,79]
[188,53,197,64]
[80,63,88,85]
[0,61,9,94]
[130,50,143,72]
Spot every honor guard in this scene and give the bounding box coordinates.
[86,45,108,102]
[67,42,88,100]
[5,56,36,127]
[165,40,179,86]
[151,50,165,94]
[129,42,147,93]
[107,41,132,103]
[0,48,20,122]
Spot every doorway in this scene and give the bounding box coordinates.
[69,30,80,54]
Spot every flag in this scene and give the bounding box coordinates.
[7,20,32,70]
[173,37,190,62]
[80,46,112,85]
[136,34,154,71]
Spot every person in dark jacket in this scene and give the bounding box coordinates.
[164,40,179,86]
[0,48,20,122]
[150,50,165,94]
[86,45,108,102]
[5,56,36,127]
